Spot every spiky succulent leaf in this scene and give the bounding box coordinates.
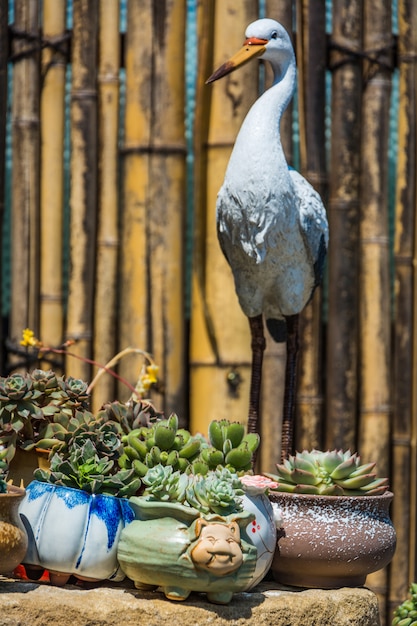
[225,421,245,448]
[240,432,260,454]
[208,420,225,451]
[154,424,176,451]
[320,449,345,474]
[290,468,321,486]
[329,456,358,479]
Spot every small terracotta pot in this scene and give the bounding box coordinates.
[0,485,28,574]
[269,491,396,589]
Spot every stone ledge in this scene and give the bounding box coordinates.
[0,577,380,626]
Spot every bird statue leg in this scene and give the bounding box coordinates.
[281,314,299,461]
[247,315,266,447]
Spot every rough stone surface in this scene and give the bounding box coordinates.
[0,576,381,625]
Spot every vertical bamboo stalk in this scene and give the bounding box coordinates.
[190,0,258,437]
[65,0,98,381]
[326,0,362,450]
[119,1,150,397]
[389,0,417,617]
[91,0,120,411]
[39,0,67,366]
[9,0,40,359]
[259,0,294,473]
[359,2,392,618]
[120,1,187,417]
[146,1,187,417]
[411,0,417,584]
[0,0,8,374]
[294,0,327,452]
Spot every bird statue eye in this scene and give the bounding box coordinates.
[271,31,278,39]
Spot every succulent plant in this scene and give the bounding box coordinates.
[118,413,203,477]
[41,374,90,417]
[0,370,93,462]
[191,419,260,475]
[266,449,389,496]
[142,464,245,515]
[392,583,417,626]
[34,438,141,498]
[97,399,165,434]
[185,468,245,515]
[29,369,61,399]
[0,373,43,431]
[32,409,123,460]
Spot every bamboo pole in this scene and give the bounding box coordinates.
[294,0,326,453]
[190,0,258,437]
[65,0,98,381]
[259,0,294,473]
[39,0,67,369]
[91,0,120,411]
[118,0,150,399]
[0,0,8,375]
[119,1,187,418]
[9,0,40,363]
[146,1,187,417]
[388,0,417,617]
[359,1,393,618]
[326,0,362,450]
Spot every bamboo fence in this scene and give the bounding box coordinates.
[39,0,67,368]
[0,1,416,622]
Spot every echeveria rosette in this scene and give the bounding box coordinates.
[34,438,141,498]
[142,464,176,499]
[187,468,245,515]
[142,464,244,516]
[98,399,165,434]
[266,449,389,496]
[56,376,90,413]
[0,373,43,431]
[144,465,190,503]
[30,369,62,403]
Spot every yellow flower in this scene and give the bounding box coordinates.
[20,328,42,348]
[146,364,159,383]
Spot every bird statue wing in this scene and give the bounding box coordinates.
[288,167,328,287]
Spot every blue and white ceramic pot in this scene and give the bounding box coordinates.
[19,481,135,585]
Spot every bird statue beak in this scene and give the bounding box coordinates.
[206,37,267,84]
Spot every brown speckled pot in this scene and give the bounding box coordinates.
[0,485,28,575]
[269,491,396,589]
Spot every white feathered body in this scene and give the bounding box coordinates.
[216,24,328,321]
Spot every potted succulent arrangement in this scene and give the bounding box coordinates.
[18,411,142,586]
[1,329,161,487]
[265,449,396,589]
[0,459,28,575]
[117,464,257,604]
[115,416,279,600]
[0,369,91,486]
[18,408,278,594]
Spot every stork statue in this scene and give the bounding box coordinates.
[207,19,328,460]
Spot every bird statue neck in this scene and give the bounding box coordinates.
[226,51,296,176]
